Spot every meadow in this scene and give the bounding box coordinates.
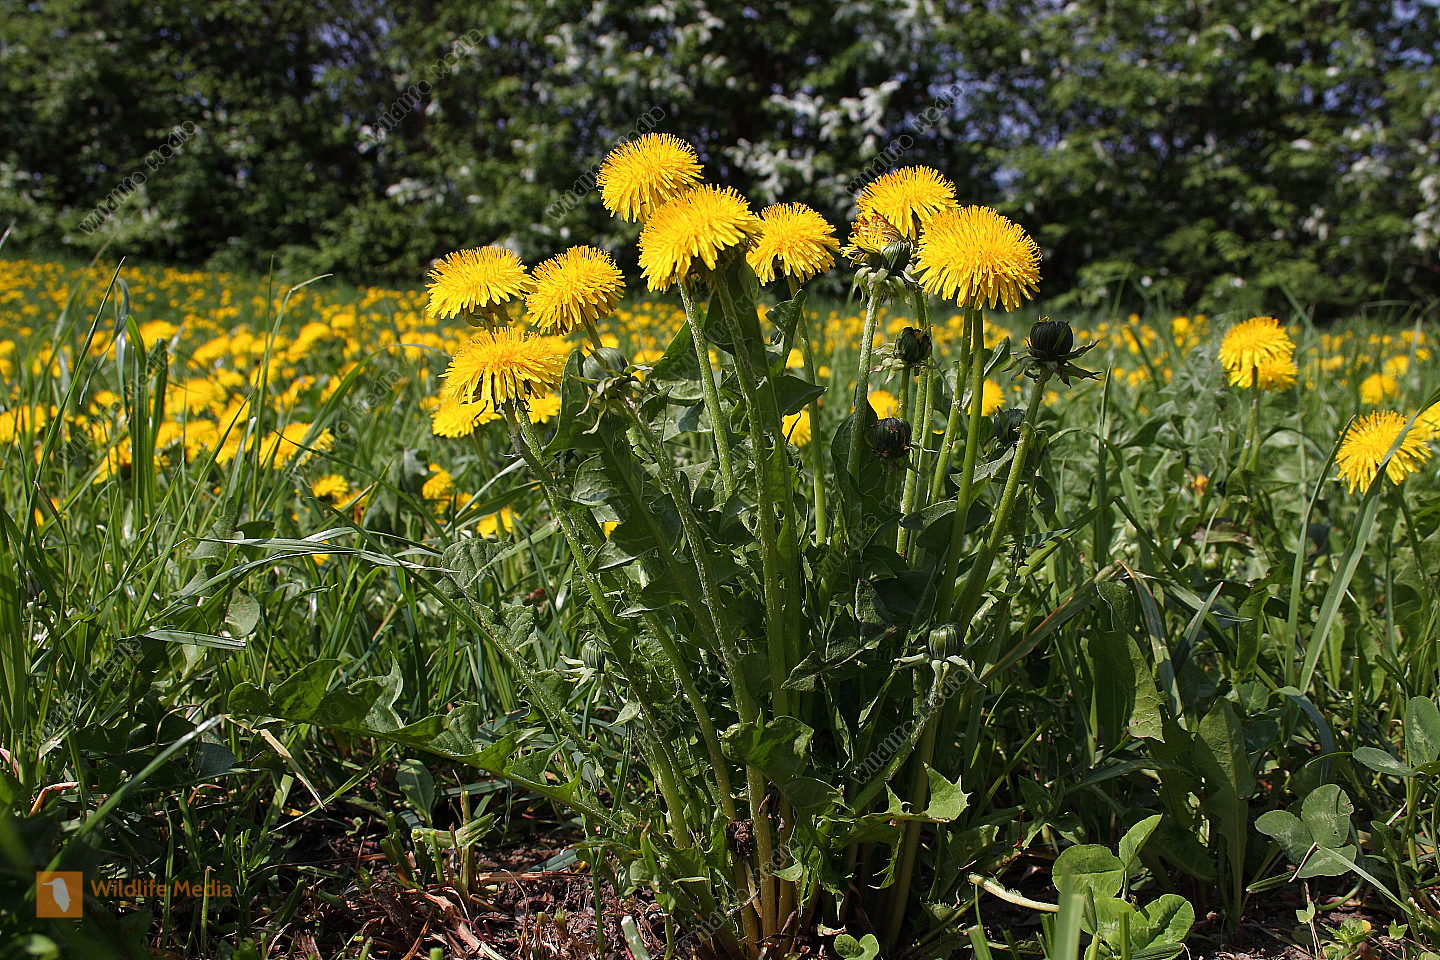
[1,155,1439,960]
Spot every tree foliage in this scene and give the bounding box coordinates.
[1,0,1435,313]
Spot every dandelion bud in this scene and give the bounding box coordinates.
[582,346,630,380]
[927,623,960,660]
[1026,319,1075,362]
[581,641,605,670]
[869,417,912,460]
[894,327,933,365]
[881,239,912,274]
[1015,316,1101,386]
[993,407,1025,446]
[580,346,634,416]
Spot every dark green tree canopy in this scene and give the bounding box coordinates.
[2,0,1435,314]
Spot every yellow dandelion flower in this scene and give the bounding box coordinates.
[639,185,762,291]
[426,247,533,321]
[1228,353,1298,391]
[597,133,704,222]
[525,246,625,335]
[526,392,563,424]
[1359,372,1398,405]
[867,388,900,418]
[422,466,457,502]
[914,206,1042,311]
[856,166,958,238]
[431,396,501,438]
[311,474,349,501]
[841,212,903,264]
[439,327,571,410]
[1218,317,1294,375]
[1335,410,1432,493]
[478,507,516,538]
[746,203,839,285]
[782,409,813,446]
[1418,403,1440,440]
[982,378,1005,416]
[258,423,334,468]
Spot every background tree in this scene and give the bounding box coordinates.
[1,0,1435,315]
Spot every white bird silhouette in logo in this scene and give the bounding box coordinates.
[44,876,72,912]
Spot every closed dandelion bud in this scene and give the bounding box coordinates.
[881,239,913,274]
[1016,316,1101,386]
[927,623,960,660]
[582,346,630,380]
[581,641,605,671]
[870,417,912,460]
[1027,319,1074,362]
[581,346,633,408]
[894,326,933,365]
[993,407,1025,446]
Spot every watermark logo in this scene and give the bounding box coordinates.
[35,872,82,918]
[34,870,235,918]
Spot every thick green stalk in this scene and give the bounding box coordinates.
[677,282,737,500]
[602,424,738,822]
[508,407,694,843]
[949,372,1050,627]
[901,365,936,561]
[711,276,798,718]
[844,288,885,484]
[620,393,776,945]
[1244,372,1263,475]
[935,307,988,615]
[788,277,828,544]
[928,359,967,505]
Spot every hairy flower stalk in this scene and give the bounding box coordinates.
[844,287,887,487]
[610,402,773,948]
[935,307,989,615]
[503,403,695,844]
[951,370,1051,626]
[897,295,935,556]
[789,276,829,543]
[928,358,967,505]
[677,281,737,500]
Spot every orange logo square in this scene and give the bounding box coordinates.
[36,871,83,918]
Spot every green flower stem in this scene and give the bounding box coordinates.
[928,359,966,505]
[897,294,934,556]
[603,425,738,822]
[788,276,828,544]
[1244,372,1263,475]
[845,287,885,486]
[709,274,798,940]
[935,307,988,616]
[891,361,1045,948]
[884,683,939,946]
[902,366,936,562]
[507,405,694,844]
[711,276,800,719]
[949,372,1051,627]
[617,394,778,942]
[678,281,737,501]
